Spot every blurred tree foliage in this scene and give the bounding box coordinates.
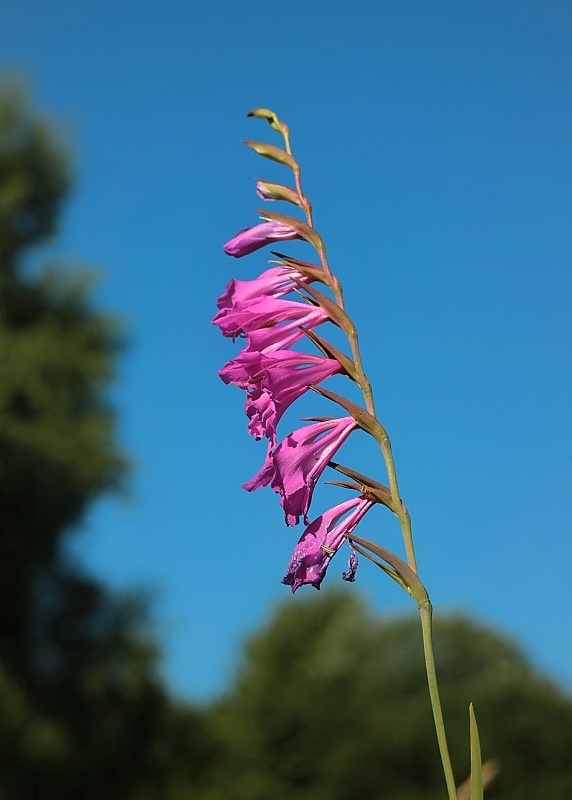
[206,590,572,800]
[0,78,209,799]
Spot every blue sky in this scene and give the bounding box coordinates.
[2,0,572,700]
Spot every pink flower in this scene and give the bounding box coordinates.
[224,221,301,257]
[282,497,373,592]
[243,323,310,355]
[219,350,343,445]
[215,267,301,312]
[213,295,327,342]
[244,417,358,526]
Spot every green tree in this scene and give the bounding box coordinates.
[206,590,572,800]
[0,78,209,799]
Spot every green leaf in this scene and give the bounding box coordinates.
[243,140,297,169]
[469,703,484,800]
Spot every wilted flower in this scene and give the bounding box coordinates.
[282,496,373,592]
[224,220,301,258]
[244,417,358,526]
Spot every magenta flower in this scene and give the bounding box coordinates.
[282,496,373,592]
[244,417,358,526]
[219,350,343,445]
[213,294,328,342]
[215,267,302,313]
[243,322,311,355]
[224,221,301,258]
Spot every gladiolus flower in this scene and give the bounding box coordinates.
[219,350,343,445]
[282,497,373,592]
[213,295,328,342]
[224,220,301,257]
[215,267,303,313]
[244,417,358,526]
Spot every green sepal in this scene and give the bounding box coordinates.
[347,534,429,607]
[257,180,302,206]
[325,463,394,510]
[257,209,323,251]
[469,704,484,800]
[327,461,390,494]
[324,479,394,511]
[247,108,285,134]
[310,385,386,440]
[270,252,328,285]
[349,541,411,593]
[290,277,354,334]
[243,140,297,170]
[301,328,357,381]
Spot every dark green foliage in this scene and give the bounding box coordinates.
[0,78,208,799]
[206,591,572,800]
[0,77,126,681]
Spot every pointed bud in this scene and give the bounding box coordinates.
[256,180,302,207]
[247,107,288,135]
[244,140,297,170]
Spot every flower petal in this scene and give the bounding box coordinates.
[282,497,373,592]
[271,417,358,526]
[223,221,301,258]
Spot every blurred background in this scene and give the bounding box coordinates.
[1,1,572,797]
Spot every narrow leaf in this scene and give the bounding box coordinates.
[244,140,298,170]
[469,704,483,800]
[258,209,323,251]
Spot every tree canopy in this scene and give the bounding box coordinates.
[0,78,206,800]
[206,590,572,800]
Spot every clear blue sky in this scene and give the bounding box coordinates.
[2,0,572,700]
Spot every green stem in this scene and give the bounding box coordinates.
[280,115,456,799]
[419,601,458,800]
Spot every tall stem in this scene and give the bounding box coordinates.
[281,116,457,798]
[419,601,458,800]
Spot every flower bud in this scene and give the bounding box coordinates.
[255,180,302,206]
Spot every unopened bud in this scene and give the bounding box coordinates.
[247,107,286,134]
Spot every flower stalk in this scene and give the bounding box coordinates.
[214,107,487,799]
